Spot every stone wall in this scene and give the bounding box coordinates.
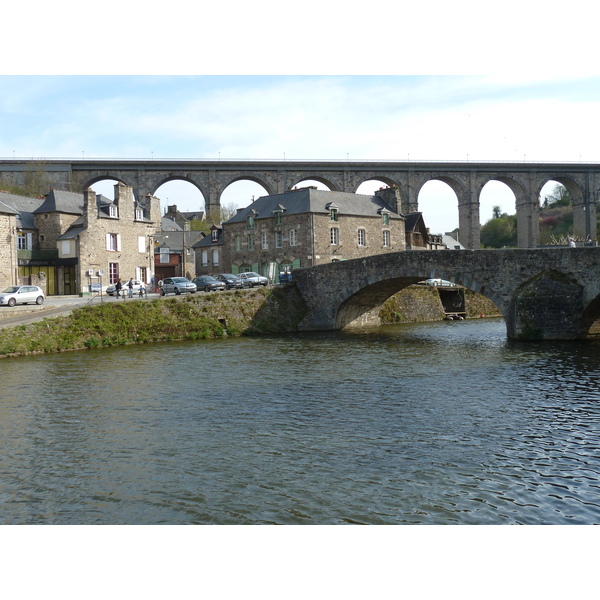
[0,214,17,289]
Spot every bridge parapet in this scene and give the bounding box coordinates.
[291,248,600,340]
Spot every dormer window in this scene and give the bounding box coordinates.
[109,204,118,218]
[380,209,390,226]
[135,207,144,220]
[211,229,219,242]
[247,215,254,230]
[326,202,340,222]
[273,204,285,225]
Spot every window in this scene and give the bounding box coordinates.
[247,215,254,230]
[358,229,366,246]
[61,240,70,255]
[212,249,219,266]
[235,235,241,251]
[201,250,208,266]
[106,233,121,251]
[248,234,255,251]
[159,247,170,263]
[135,207,144,220]
[383,230,391,247]
[289,228,297,246]
[138,236,145,253]
[211,229,219,242]
[17,233,32,250]
[275,231,283,248]
[109,262,119,284]
[109,204,118,218]
[261,232,269,250]
[330,227,339,245]
[383,213,390,226]
[274,211,282,225]
[330,208,338,222]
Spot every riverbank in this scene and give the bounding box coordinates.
[0,285,501,358]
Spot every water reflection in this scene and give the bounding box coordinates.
[1,319,599,524]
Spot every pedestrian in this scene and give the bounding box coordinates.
[115,278,122,298]
[139,281,146,298]
[128,278,134,298]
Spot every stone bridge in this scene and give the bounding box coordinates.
[291,247,600,340]
[1,159,598,248]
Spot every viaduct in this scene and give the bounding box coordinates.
[291,247,600,341]
[1,159,598,249]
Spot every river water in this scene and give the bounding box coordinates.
[1,318,599,525]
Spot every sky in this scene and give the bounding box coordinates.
[3,74,600,234]
[2,3,600,236]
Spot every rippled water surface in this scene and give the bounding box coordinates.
[1,318,599,524]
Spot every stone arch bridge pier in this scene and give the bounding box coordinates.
[291,247,600,341]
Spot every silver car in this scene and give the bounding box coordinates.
[0,285,45,307]
[160,277,197,295]
[237,272,268,287]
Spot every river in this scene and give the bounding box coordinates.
[1,318,599,525]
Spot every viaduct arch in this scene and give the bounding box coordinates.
[291,247,600,341]
[0,159,598,248]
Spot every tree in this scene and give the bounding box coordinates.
[492,205,502,219]
[480,214,517,248]
[542,183,571,208]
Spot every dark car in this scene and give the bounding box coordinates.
[214,273,246,289]
[192,276,226,292]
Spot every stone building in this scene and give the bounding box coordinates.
[0,198,19,290]
[57,183,161,294]
[195,187,407,280]
[163,205,205,230]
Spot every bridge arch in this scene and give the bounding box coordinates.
[289,175,338,191]
[83,174,136,196]
[151,175,208,203]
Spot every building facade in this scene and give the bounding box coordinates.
[58,183,161,294]
[194,187,408,280]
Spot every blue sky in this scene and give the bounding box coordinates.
[2,74,600,233]
[2,4,600,234]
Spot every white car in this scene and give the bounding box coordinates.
[423,278,456,287]
[0,285,45,307]
[106,280,143,296]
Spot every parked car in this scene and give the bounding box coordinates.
[214,273,247,289]
[192,276,226,292]
[106,279,143,296]
[237,272,268,287]
[160,277,197,295]
[422,278,457,287]
[0,285,45,307]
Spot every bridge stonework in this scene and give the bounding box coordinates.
[291,247,600,340]
[1,160,597,248]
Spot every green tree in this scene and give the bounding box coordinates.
[542,183,571,208]
[480,214,517,248]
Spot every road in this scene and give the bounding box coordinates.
[0,292,162,330]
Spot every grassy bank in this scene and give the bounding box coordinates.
[0,284,504,359]
[0,286,309,359]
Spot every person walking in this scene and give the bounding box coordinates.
[139,281,146,298]
[115,278,122,298]
[127,278,134,298]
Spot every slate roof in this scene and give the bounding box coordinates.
[404,212,425,232]
[153,230,205,253]
[225,188,404,224]
[0,192,45,222]
[193,229,223,248]
[33,189,84,214]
